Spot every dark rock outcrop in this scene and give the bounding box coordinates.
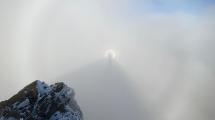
[0,80,83,120]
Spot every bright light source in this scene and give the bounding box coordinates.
[105,49,116,59]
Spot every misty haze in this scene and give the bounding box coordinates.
[0,0,215,120]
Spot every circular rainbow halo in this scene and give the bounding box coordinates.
[105,49,117,59]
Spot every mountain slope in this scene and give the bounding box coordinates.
[54,59,146,120]
[0,80,83,120]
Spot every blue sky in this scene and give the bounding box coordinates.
[130,0,215,14]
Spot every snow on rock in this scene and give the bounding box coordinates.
[0,117,17,120]
[50,111,81,120]
[0,80,83,120]
[36,80,52,95]
[17,99,30,109]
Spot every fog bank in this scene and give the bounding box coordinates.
[0,0,215,120]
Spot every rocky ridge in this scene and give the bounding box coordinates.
[0,80,83,120]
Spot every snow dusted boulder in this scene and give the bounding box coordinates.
[0,80,83,120]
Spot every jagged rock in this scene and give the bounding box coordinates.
[0,80,83,120]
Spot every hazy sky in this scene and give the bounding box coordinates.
[0,0,215,120]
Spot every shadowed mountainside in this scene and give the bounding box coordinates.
[54,59,151,120]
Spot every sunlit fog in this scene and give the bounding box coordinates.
[0,0,215,120]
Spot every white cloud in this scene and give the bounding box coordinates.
[0,0,214,120]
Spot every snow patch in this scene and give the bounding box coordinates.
[17,99,30,109]
[36,80,52,94]
[50,111,81,120]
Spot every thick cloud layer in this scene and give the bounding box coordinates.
[0,0,214,120]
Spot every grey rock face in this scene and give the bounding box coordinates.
[0,80,83,120]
